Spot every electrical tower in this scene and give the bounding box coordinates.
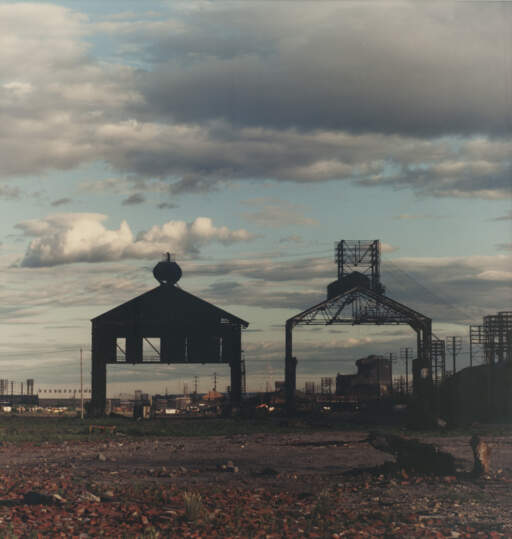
[431,339,446,385]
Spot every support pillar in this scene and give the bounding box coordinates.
[90,325,108,417]
[285,320,297,415]
[412,321,435,423]
[229,325,242,408]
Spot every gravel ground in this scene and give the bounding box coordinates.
[0,429,511,537]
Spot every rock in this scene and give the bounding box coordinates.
[101,490,115,501]
[98,453,107,462]
[52,493,66,504]
[80,491,101,503]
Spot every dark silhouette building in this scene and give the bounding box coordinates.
[336,355,392,399]
[89,255,248,417]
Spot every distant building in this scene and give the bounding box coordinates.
[304,381,316,394]
[274,381,285,392]
[336,355,392,399]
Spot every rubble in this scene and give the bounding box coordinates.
[0,429,509,536]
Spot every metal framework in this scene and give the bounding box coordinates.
[285,240,433,413]
[431,338,446,385]
[470,311,512,366]
[335,240,381,290]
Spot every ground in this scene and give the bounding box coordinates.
[0,417,511,537]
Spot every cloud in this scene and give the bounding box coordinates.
[169,174,221,195]
[0,185,20,200]
[279,235,304,244]
[393,214,437,220]
[51,197,72,207]
[491,210,512,221]
[16,213,254,267]
[157,202,178,210]
[122,192,145,205]
[134,3,511,137]
[184,252,512,325]
[0,3,509,202]
[241,198,318,227]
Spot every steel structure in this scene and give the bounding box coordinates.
[90,257,248,417]
[470,311,512,365]
[431,338,446,385]
[285,240,433,412]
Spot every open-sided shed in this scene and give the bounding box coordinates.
[89,257,248,417]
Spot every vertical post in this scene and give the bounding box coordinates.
[91,325,108,417]
[377,356,381,398]
[229,325,242,409]
[388,352,393,394]
[469,327,473,368]
[285,320,297,415]
[451,336,456,374]
[80,347,84,420]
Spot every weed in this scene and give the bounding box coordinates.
[183,491,206,522]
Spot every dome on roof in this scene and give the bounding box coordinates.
[153,253,182,285]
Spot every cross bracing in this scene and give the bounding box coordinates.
[288,287,430,328]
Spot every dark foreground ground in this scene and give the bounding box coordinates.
[0,416,511,537]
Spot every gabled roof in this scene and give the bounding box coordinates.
[91,284,249,327]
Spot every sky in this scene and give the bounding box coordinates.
[0,1,510,396]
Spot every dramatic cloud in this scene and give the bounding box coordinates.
[16,213,253,267]
[0,3,508,200]
[116,3,510,137]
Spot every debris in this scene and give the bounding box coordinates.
[101,490,115,501]
[368,432,456,475]
[80,491,101,503]
[98,453,107,462]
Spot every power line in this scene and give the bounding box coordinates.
[383,260,478,322]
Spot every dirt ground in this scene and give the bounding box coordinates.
[0,428,511,537]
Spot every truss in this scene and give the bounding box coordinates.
[288,286,430,329]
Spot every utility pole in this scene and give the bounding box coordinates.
[213,372,217,392]
[80,347,84,419]
[388,352,394,394]
[400,348,412,395]
[446,336,462,375]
